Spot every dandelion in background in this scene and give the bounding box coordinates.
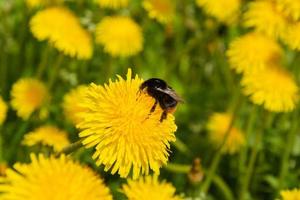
[30,7,93,60]
[0,96,7,125]
[143,0,175,24]
[22,125,70,152]
[11,78,49,120]
[97,0,128,9]
[62,85,88,125]
[244,0,288,38]
[227,32,282,74]
[95,16,143,57]
[0,154,113,200]
[280,188,300,200]
[76,69,177,179]
[196,0,241,24]
[25,0,63,8]
[122,176,182,200]
[207,112,245,154]
[242,66,299,112]
[281,22,300,50]
[276,0,300,20]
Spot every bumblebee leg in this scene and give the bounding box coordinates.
[150,100,158,113]
[160,111,167,122]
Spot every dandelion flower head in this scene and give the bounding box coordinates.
[143,0,175,24]
[0,96,8,125]
[122,176,182,200]
[11,78,49,120]
[0,154,113,200]
[22,125,70,151]
[207,112,245,154]
[227,32,283,74]
[97,0,128,9]
[280,188,300,200]
[242,66,299,112]
[62,85,88,125]
[244,0,288,38]
[196,0,241,24]
[76,69,177,179]
[30,7,93,60]
[276,0,300,20]
[281,22,300,51]
[96,16,143,57]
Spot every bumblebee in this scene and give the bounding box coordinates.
[139,78,183,122]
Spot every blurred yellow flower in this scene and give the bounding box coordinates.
[227,32,282,74]
[282,22,300,50]
[0,96,8,125]
[23,125,70,151]
[62,85,88,125]
[26,0,63,8]
[143,0,175,24]
[244,0,288,38]
[122,176,182,200]
[280,188,300,200]
[97,0,128,9]
[76,69,177,179]
[196,0,241,24]
[207,112,245,154]
[0,154,113,200]
[95,16,143,57]
[11,78,49,120]
[30,7,93,60]
[276,0,300,20]
[242,66,299,112]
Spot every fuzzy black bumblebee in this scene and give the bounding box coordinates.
[140,78,183,122]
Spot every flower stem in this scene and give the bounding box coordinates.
[164,163,191,173]
[8,120,30,163]
[36,45,50,79]
[239,106,257,184]
[48,53,64,89]
[56,140,83,157]
[239,111,270,200]
[173,138,192,157]
[278,111,298,189]
[165,163,234,200]
[200,93,242,193]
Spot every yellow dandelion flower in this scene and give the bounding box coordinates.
[122,176,182,200]
[23,125,70,151]
[97,0,128,9]
[0,154,113,200]
[244,0,288,38]
[30,7,93,60]
[242,66,299,112]
[277,0,300,20]
[227,32,283,74]
[143,0,175,24]
[11,78,49,120]
[282,22,300,50]
[76,69,177,179]
[207,112,245,154]
[62,85,88,125]
[26,0,63,8]
[0,96,8,125]
[95,16,143,57]
[280,188,300,200]
[196,0,241,24]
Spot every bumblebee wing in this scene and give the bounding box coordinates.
[156,87,185,103]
